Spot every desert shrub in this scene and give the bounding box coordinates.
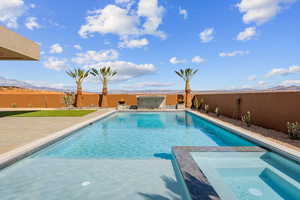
[11,103,17,108]
[192,97,199,109]
[204,104,209,113]
[215,107,220,117]
[241,111,251,127]
[62,94,75,107]
[28,104,32,108]
[199,98,204,109]
[287,122,300,139]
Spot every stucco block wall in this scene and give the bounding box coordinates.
[106,94,137,107]
[75,94,180,107]
[166,94,178,105]
[0,94,64,108]
[194,91,300,133]
[76,94,100,107]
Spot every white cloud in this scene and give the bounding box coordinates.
[87,61,156,81]
[236,26,256,41]
[44,57,68,71]
[137,0,165,38]
[219,50,250,57]
[25,17,40,30]
[266,65,300,77]
[247,75,257,81]
[79,1,165,40]
[115,0,131,4]
[72,49,119,65]
[119,38,149,48]
[30,4,36,8]
[49,43,63,54]
[179,7,188,19]
[79,5,139,38]
[236,0,296,25]
[280,80,300,86]
[73,44,82,50]
[258,80,268,86]
[192,56,205,63]
[169,57,186,64]
[0,0,25,28]
[121,81,174,89]
[199,28,214,43]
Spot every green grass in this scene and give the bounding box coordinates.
[0,110,96,117]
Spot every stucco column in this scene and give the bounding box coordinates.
[185,89,192,108]
[75,94,82,107]
[74,84,83,107]
[100,88,108,107]
[101,94,109,107]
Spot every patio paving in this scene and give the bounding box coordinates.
[0,159,184,200]
[0,109,113,155]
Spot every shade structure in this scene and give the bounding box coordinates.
[0,26,40,61]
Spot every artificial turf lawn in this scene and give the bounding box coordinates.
[0,110,96,117]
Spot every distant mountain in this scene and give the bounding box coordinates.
[110,90,185,94]
[268,85,300,91]
[0,76,34,88]
[1,76,300,93]
[110,86,300,94]
[0,76,72,92]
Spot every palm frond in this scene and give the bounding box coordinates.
[175,67,198,81]
[66,67,89,84]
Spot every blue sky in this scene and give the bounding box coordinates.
[0,0,300,91]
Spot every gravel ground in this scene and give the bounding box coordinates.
[197,110,300,152]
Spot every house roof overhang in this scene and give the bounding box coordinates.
[0,26,40,61]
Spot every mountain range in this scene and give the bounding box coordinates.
[0,76,299,93]
[0,76,73,92]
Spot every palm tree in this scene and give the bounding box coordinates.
[175,68,198,108]
[90,66,117,107]
[66,68,90,95]
[90,67,117,95]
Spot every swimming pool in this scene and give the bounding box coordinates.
[0,111,297,199]
[35,111,254,159]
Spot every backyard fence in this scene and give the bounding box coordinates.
[1,91,299,133]
[193,91,300,133]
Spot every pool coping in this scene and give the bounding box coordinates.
[172,146,266,200]
[186,109,300,164]
[0,109,117,169]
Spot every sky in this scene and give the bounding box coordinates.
[0,0,300,92]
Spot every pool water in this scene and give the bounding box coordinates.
[36,112,254,159]
[0,111,296,200]
[192,151,300,200]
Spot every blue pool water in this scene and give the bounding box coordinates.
[192,151,300,200]
[36,112,254,159]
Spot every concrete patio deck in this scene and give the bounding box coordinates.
[0,109,113,155]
